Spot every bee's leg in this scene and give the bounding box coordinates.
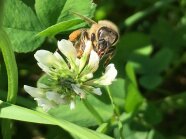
[81,30,89,42]
[104,46,116,67]
[90,33,98,52]
[76,30,89,58]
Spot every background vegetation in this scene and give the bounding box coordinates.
[0,0,186,139]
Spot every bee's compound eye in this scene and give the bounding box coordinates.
[98,27,118,45]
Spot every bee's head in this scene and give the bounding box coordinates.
[97,20,119,46]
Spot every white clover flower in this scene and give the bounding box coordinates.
[24,39,117,111]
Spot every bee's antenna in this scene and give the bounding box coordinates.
[71,11,96,25]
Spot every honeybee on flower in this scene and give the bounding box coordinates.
[24,39,117,111]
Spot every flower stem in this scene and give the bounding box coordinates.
[0,29,18,139]
[106,86,124,139]
[83,99,104,124]
[123,0,175,27]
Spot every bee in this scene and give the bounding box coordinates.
[69,12,119,67]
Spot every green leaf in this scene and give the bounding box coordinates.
[49,95,113,127]
[96,123,109,133]
[37,19,83,37]
[36,0,96,36]
[147,129,165,139]
[0,100,113,139]
[3,0,97,52]
[125,62,137,87]
[151,18,186,50]
[138,48,173,74]
[35,0,68,27]
[125,63,144,112]
[135,45,153,56]
[116,32,152,60]
[57,0,96,22]
[0,29,18,103]
[113,32,152,76]
[152,48,173,73]
[0,89,36,109]
[124,83,143,113]
[0,29,19,139]
[3,0,44,52]
[108,78,125,107]
[140,103,163,125]
[37,74,53,87]
[0,100,54,125]
[139,75,163,90]
[121,122,149,139]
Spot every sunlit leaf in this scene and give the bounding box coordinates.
[125,62,137,87]
[57,0,96,22]
[3,0,44,52]
[49,95,113,127]
[35,0,68,27]
[124,63,144,112]
[37,19,83,37]
[36,0,96,36]
[0,100,113,139]
[108,78,125,107]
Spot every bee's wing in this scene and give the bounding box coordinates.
[71,11,96,25]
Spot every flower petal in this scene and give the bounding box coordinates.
[80,50,99,78]
[96,64,117,85]
[24,85,44,98]
[79,41,92,72]
[87,50,100,73]
[34,50,58,67]
[92,88,102,95]
[35,98,55,111]
[81,85,102,96]
[71,84,86,98]
[54,51,68,69]
[37,83,50,90]
[58,39,77,61]
[46,91,66,104]
[85,64,117,86]
[70,100,75,110]
[80,73,93,81]
[37,62,51,74]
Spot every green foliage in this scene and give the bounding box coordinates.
[1,0,186,138]
[108,78,125,107]
[37,19,83,37]
[0,100,113,139]
[124,63,144,113]
[3,0,44,52]
[2,0,96,52]
[48,95,113,127]
[0,29,18,139]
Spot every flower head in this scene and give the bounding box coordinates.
[24,39,117,111]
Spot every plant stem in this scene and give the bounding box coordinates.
[123,0,175,27]
[83,99,104,124]
[106,86,124,139]
[0,29,18,139]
